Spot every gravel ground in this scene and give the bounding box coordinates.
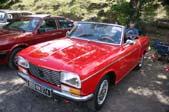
[0,54,169,112]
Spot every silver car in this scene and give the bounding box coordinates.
[0,10,32,28]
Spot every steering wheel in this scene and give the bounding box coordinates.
[100,36,115,43]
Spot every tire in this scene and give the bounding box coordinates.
[88,76,110,111]
[8,47,23,69]
[135,54,144,70]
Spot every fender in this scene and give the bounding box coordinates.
[81,67,118,96]
[93,68,117,86]
[10,43,28,53]
[0,43,29,64]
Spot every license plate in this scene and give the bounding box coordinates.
[27,81,52,97]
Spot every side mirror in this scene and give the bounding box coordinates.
[126,39,135,45]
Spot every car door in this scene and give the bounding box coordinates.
[123,39,141,69]
[117,39,141,81]
[33,17,65,44]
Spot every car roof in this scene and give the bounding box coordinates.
[76,21,124,28]
[0,9,32,14]
[25,14,51,18]
[25,14,71,20]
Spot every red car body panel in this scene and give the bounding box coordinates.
[0,15,73,64]
[18,35,149,96]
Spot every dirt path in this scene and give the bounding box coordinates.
[0,54,169,112]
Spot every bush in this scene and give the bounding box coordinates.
[111,2,132,25]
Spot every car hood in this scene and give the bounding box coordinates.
[20,38,120,76]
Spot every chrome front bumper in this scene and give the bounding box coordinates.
[17,72,93,102]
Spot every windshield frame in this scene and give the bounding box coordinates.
[68,22,125,46]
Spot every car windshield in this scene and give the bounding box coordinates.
[4,18,40,32]
[69,22,123,44]
[0,12,6,22]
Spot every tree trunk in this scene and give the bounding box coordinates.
[129,0,141,21]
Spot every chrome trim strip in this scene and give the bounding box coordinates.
[18,72,93,101]
[120,26,125,45]
[81,48,138,82]
[52,90,93,101]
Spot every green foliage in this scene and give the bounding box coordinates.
[141,2,158,22]
[0,0,19,8]
[10,0,110,21]
[111,1,132,25]
[110,0,169,24]
[0,0,168,25]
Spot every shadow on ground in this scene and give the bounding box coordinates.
[0,56,169,112]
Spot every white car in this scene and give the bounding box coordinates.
[0,10,32,28]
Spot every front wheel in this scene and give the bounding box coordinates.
[88,76,109,111]
[8,47,23,69]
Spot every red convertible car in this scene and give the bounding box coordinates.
[0,14,73,68]
[17,22,149,110]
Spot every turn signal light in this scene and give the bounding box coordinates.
[61,84,80,96]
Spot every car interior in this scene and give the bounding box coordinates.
[39,18,57,32]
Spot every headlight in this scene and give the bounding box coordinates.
[60,72,81,89]
[17,56,29,68]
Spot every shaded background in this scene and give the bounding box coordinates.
[0,0,168,23]
[1,0,169,42]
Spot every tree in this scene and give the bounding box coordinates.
[0,0,19,8]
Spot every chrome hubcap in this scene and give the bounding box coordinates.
[97,79,109,105]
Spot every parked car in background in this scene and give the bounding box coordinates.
[0,10,32,28]
[0,14,74,68]
[17,22,149,110]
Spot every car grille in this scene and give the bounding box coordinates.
[29,64,61,85]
